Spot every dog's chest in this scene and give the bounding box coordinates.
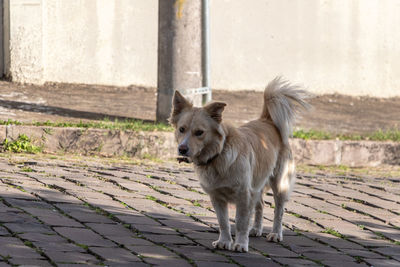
[196,168,240,195]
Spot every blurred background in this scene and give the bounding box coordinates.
[3,0,400,97]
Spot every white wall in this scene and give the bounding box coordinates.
[5,0,44,83]
[210,0,400,96]
[5,0,158,87]
[4,0,400,97]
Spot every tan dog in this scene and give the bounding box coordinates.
[170,77,310,252]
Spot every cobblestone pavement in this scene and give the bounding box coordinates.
[0,156,399,266]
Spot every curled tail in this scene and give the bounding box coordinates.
[261,77,311,145]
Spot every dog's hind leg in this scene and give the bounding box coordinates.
[267,149,296,242]
[249,191,264,237]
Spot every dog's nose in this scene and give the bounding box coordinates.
[178,144,189,155]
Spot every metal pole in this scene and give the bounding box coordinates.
[202,0,211,104]
[156,0,203,123]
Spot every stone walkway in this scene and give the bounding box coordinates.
[0,156,399,266]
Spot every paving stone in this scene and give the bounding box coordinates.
[23,207,83,227]
[228,253,279,267]
[171,245,227,261]
[115,214,161,225]
[0,227,9,236]
[301,250,355,261]
[89,247,142,263]
[364,258,400,267]
[0,212,34,224]
[33,189,83,204]
[102,262,149,267]
[8,258,53,267]
[342,248,386,259]
[374,246,400,257]
[250,238,299,257]
[53,227,116,247]
[185,231,218,240]
[0,202,20,213]
[112,236,155,246]
[282,235,322,248]
[0,237,43,259]
[128,245,178,258]
[57,265,96,267]
[322,260,369,267]
[161,218,212,232]
[4,198,52,209]
[44,251,100,264]
[142,234,195,245]
[132,224,179,235]
[86,222,133,237]
[348,237,393,248]
[273,257,320,266]
[303,232,365,250]
[19,232,65,243]
[195,261,237,267]
[39,242,86,252]
[3,222,53,234]
[54,203,116,223]
[143,257,192,266]
[0,186,36,200]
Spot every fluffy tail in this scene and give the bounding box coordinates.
[261,77,311,145]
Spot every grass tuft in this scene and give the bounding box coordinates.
[35,119,173,132]
[1,118,173,132]
[323,228,345,238]
[293,129,332,140]
[1,134,42,153]
[294,128,400,142]
[21,167,34,172]
[145,195,157,201]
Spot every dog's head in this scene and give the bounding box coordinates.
[169,91,226,165]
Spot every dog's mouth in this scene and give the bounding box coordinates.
[177,156,192,164]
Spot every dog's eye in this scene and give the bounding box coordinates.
[179,127,185,133]
[194,130,204,137]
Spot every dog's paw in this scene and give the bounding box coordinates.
[212,239,233,250]
[232,242,249,253]
[249,227,263,237]
[266,232,283,242]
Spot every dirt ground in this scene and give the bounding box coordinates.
[0,81,399,134]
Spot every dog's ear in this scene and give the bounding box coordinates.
[169,90,192,125]
[204,102,226,123]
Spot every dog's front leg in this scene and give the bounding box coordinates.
[233,192,252,252]
[210,195,233,250]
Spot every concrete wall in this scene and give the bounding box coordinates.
[4,0,158,86]
[210,0,400,97]
[4,0,400,97]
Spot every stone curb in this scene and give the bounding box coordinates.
[1,125,399,167]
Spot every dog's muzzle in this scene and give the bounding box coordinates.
[178,144,189,156]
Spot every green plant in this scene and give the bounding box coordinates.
[34,119,173,132]
[23,241,34,248]
[145,195,157,201]
[0,119,23,125]
[2,134,42,153]
[293,129,332,140]
[192,201,201,207]
[293,128,400,142]
[21,167,34,172]
[323,228,345,238]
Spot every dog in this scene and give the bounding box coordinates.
[169,77,310,252]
